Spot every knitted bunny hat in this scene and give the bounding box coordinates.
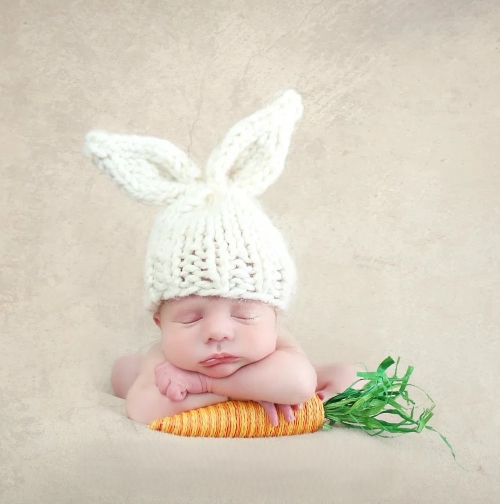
[84,90,303,312]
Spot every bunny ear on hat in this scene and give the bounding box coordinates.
[84,90,303,204]
[83,131,202,206]
[205,90,303,196]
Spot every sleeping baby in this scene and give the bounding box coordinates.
[85,90,361,427]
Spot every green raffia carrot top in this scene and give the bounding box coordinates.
[321,356,455,459]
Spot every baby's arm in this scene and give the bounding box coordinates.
[125,343,228,424]
[207,333,317,404]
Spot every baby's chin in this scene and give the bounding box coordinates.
[197,362,245,379]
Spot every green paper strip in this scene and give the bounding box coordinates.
[322,356,457,461]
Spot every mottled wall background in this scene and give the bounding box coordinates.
[1,1,499,503]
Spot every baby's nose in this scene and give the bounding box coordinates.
[206,331,230,342]
[205,327,234,342]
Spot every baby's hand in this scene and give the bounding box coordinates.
[154,361,210,401]
[257,401,302,427]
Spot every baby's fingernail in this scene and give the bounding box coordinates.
[298,404,303,410]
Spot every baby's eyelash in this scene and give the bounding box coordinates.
[179,317,202,324]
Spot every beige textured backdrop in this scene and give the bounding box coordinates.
[2,1,499,503]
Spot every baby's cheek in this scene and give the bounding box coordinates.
[162,338,192,366]
[199,361,245,379]
[250,332,277,360]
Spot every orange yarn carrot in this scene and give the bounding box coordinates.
[149,395,324,438]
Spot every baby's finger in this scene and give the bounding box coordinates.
[258,401,279,426]
[156,378,170,395]
[155,371,164,388]
[277,404,295,422]
[167,384,187,402]
[291,404,303,411]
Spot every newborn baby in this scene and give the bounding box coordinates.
[112,296,360,426]
[85,90,360,428]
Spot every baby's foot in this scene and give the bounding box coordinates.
[154,361,210,401]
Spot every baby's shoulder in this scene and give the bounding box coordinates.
[276,324,304,352]
[137,342,164,374]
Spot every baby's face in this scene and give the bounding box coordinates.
[155,296,278,378]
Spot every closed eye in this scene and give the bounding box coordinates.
[177,317,202,325]
[232,315,257,321]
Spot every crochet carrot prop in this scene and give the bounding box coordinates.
[149,356,455,457]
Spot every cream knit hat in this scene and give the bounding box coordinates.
[84,90,303,312]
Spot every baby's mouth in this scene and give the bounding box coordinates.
[201,353,238,366]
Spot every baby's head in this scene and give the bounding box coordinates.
[153,296,277,378]
[85,91,304,372]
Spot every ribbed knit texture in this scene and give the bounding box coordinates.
[84,90,303,311]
